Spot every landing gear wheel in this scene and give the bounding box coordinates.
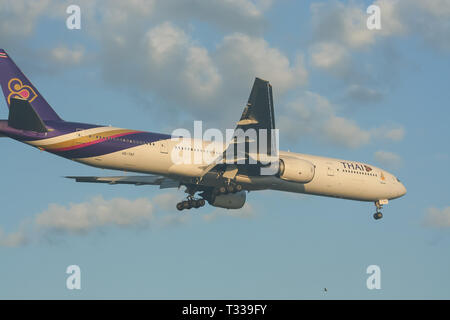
[219,186,227,194]
[183,201,192,210]
[235,184,243,192]
[193,200,202,208]
[373,212,383,220]
[177,197,206,211]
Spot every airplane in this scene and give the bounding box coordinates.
[0,49,406,220]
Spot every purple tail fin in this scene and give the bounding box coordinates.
[0,49,62,121]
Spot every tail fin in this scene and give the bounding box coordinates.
[0,49,62,121]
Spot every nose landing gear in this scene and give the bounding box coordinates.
[373,199,388,220]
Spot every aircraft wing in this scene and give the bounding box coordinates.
[66,175,180,189]
[201,77,278,178]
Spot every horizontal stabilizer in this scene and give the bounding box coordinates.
[8,97,47,132]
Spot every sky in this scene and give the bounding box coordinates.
[0,0,449,299]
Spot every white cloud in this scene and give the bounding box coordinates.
[182,46,222,101]
[100,0,155,26]
[308,2,387,103]
[0,195,170,247]
[371,126,405,142]
[423,207,450,228]
[78,0,270,36]
[375,0,450,50]
[310,42,348,70]
[35,196,155,233]
[308,0,450,108]
[92,22,307,126]
[0,0,51,37]
[324,116,371,149]
[0,192,261,247]
[374,150,403,169]
[0,0,305,128]
[0,228,27,248]
[154,0,271,34]
[142,22,223,107]
[278,91,403,148]
[344,84,383,104]
[373,0,406,37]
[151,192,182,211]
[278,91,334,140]
[310,0,450,53]
[145,22,189,65]
[310,1,378,50]
[50,46,85,65]
[216,33,308,93]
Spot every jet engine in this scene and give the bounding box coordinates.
[208,191,246,209]
[278,156,315,183]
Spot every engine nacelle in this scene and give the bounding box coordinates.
[278,157,315,183]
[209,191,246,209]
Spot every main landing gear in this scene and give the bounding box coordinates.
[176,185,207,211]
[175,180,244,211]
[176,197,206,211]
[214,182,243,195]
[373,199,388,220]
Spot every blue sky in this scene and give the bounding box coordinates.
[0,0,449,299]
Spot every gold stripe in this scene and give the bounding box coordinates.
[27,126,116,146]
[43,129,135,150]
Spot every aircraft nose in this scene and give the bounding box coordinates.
[399,183,407,197]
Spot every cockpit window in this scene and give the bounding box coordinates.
[396,177,401,182]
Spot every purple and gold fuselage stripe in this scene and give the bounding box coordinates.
[43,129,139,152]
[49,132,171,159]
[0,119,172,160]
[54,131,139,152]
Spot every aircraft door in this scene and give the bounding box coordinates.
[160,140,168,154]
[325,162,341,192]
[327,164,335,176]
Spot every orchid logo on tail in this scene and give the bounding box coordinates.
[7,78,37,105]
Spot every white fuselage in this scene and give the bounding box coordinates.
[38,133,407,203]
